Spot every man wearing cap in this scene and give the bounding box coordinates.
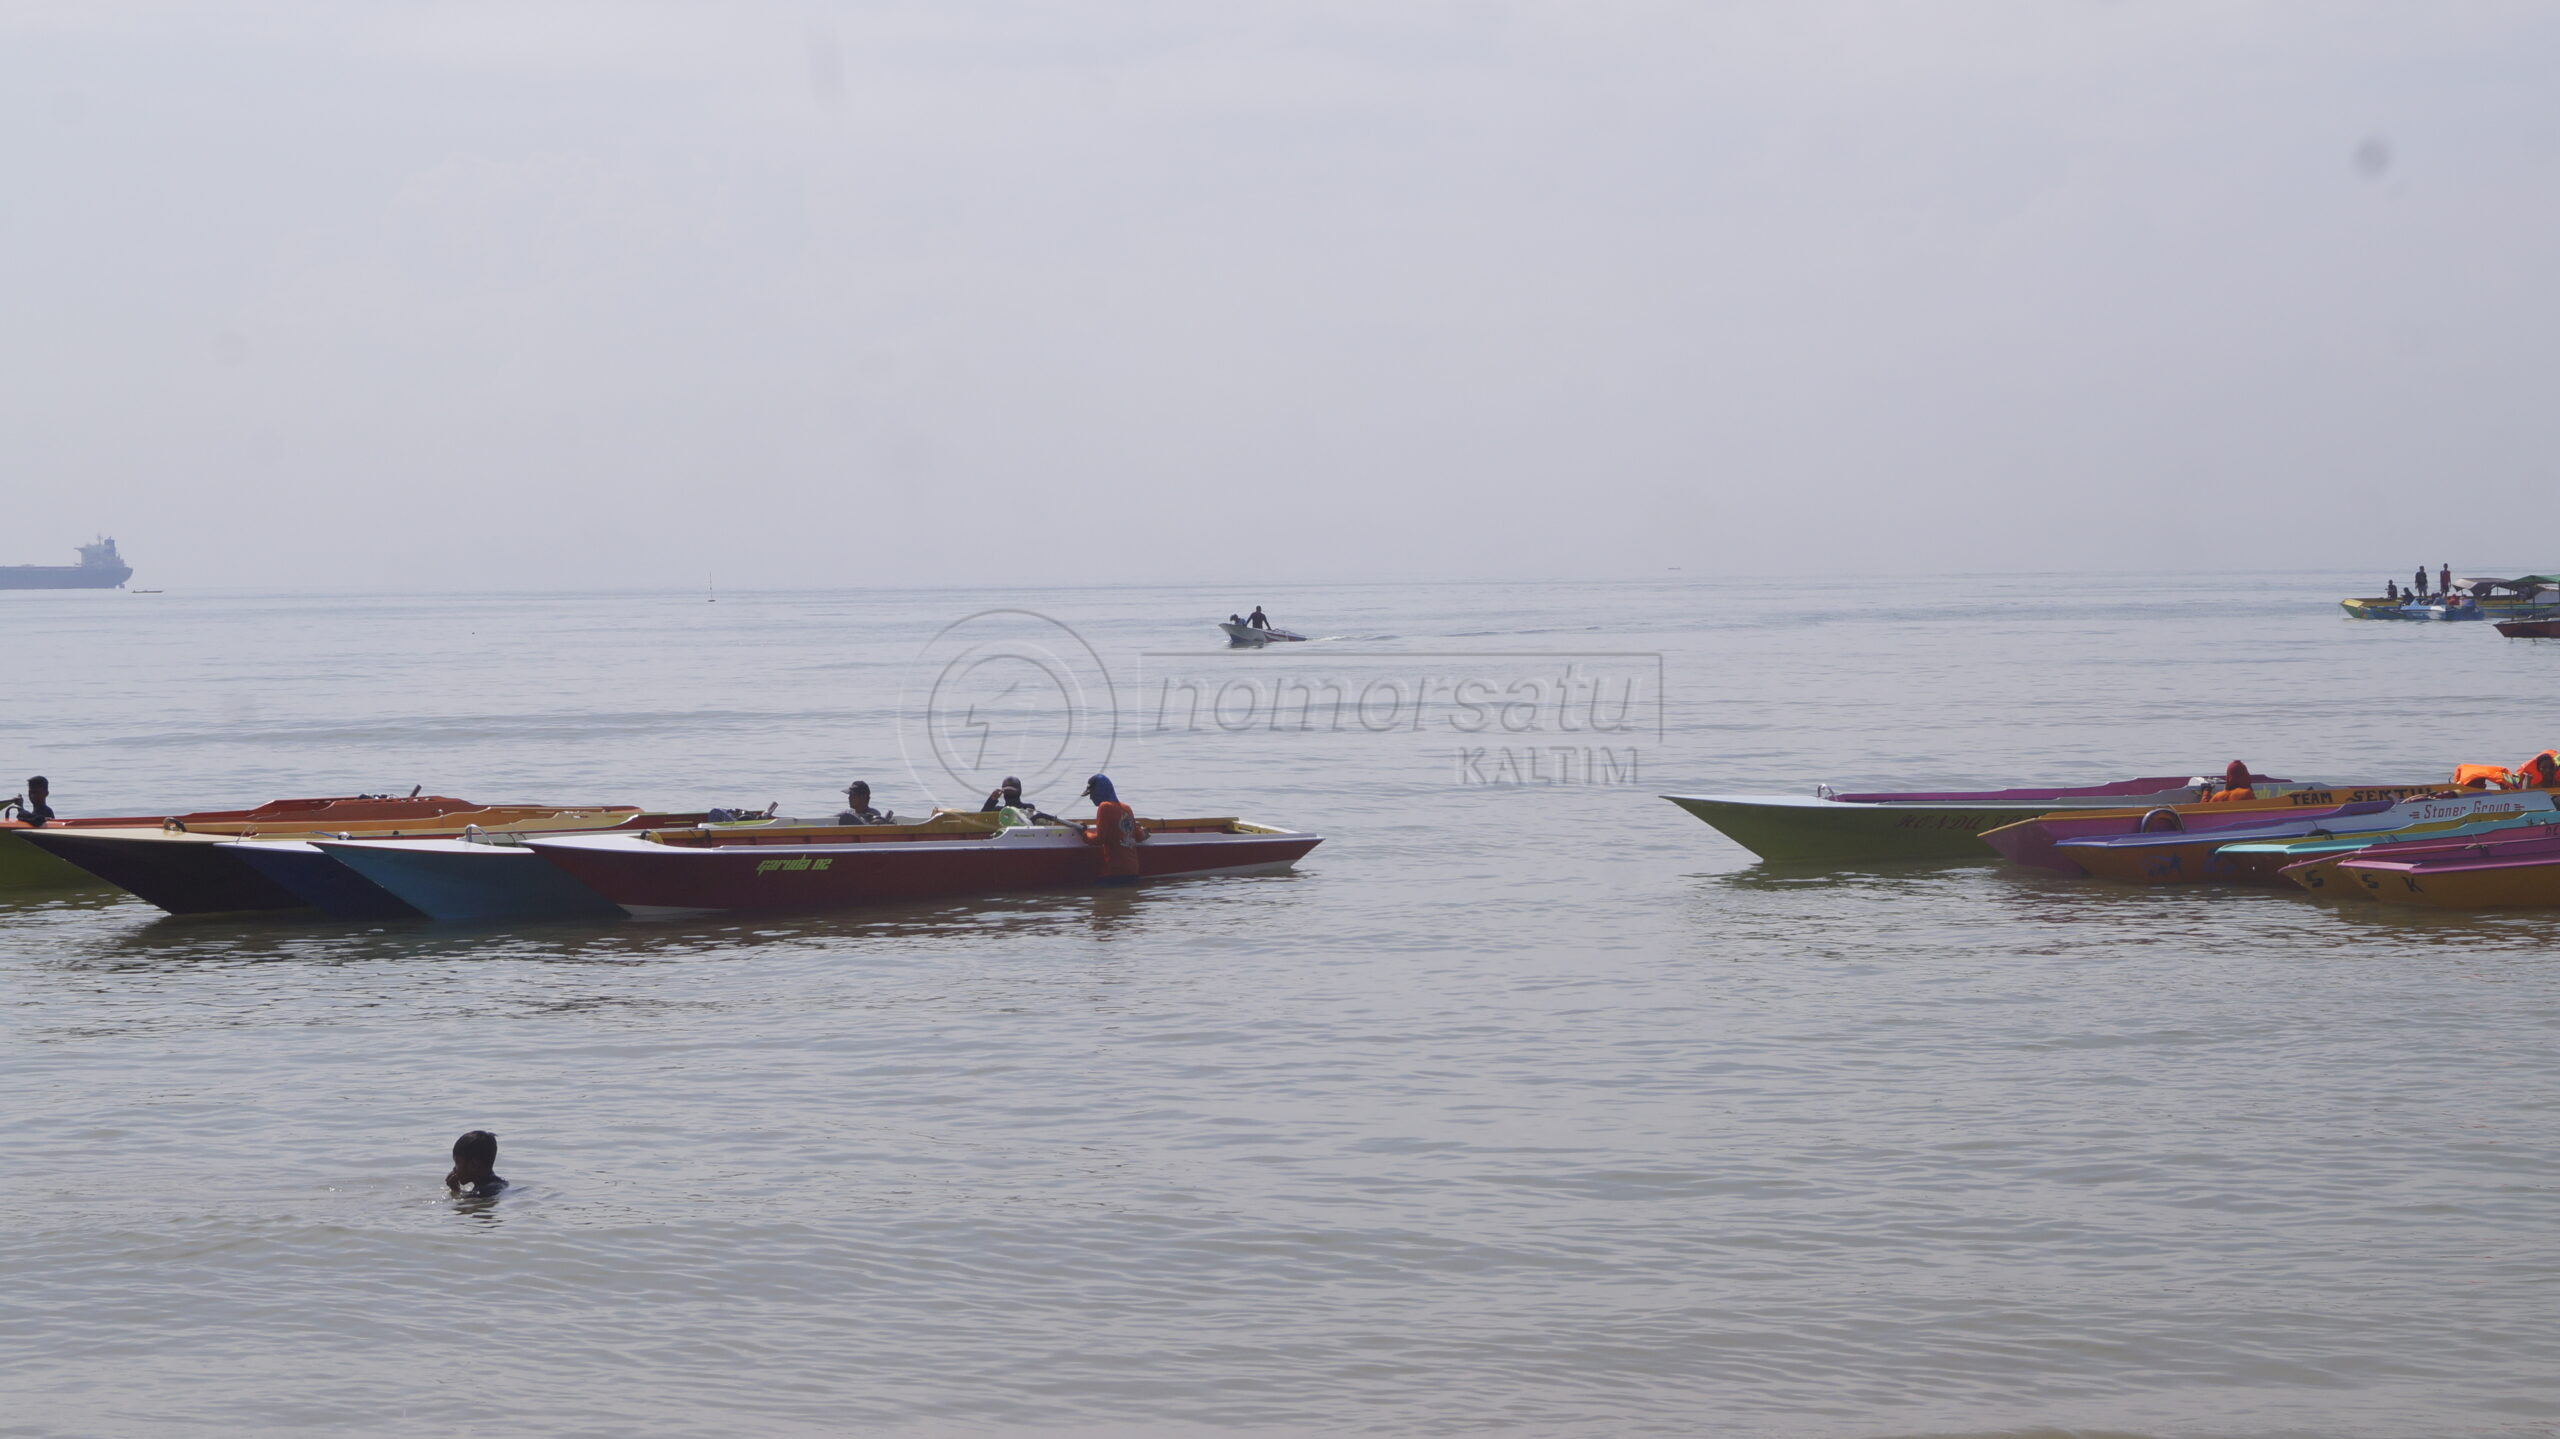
[836,781,893,826]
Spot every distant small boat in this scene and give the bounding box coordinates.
[2345,600,2490,621]
[2497,618,2560,638]
[2343,575,2560,620]
[1220,621,1307,645]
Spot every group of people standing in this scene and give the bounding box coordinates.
[2385,563,2458,603]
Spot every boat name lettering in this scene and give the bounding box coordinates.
[1893,811,1996,831]
[755,856,836,874]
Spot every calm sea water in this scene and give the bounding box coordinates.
[5,573,2558,1438]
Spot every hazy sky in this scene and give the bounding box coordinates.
[6,2,2556,589]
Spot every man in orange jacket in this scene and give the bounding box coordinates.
[2203,760,2257,802]
[1083,773,1143,880]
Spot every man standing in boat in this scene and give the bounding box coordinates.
[2441,563,2454,598]
[1247,606,1269,630]
[2415,566,2428,599]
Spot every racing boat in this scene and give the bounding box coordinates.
[1658,773,2332,863]
[2271,817,2560,896]
[20,805,653,915]
[526,811,1322,916]
[0,793,487,890]
[2338,831,2560,907]
[310,835,632,922]
[2049,791,2556,885]
[1977,782,2451,872]
[1220,621,1308,645]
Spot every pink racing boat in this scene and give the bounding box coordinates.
[2338,831,2560,907]
[525,812,1322,916]
[1978,784,2451,873]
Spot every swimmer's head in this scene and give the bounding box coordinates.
[451,1130,498,1174]
[447,1129,506,1197]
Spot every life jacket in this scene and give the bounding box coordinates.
[2518,751,2560,788]
[2451,763,2515,791]
[1083,799,1146,877]
[2203,785,2254,803]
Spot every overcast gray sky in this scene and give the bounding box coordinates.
[5,2,2555,589]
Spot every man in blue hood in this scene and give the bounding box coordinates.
[1082,774,1141,879]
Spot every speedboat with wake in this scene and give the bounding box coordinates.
[1220,620,1308,646]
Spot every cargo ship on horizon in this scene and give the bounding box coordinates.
[0,537,132,590]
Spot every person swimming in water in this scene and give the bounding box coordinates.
[446,1130,507,1197]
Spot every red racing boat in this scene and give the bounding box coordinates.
[525,813,1323,915]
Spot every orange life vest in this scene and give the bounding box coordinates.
[2517,751,2560,788]
[2203,785,2255,803]
[2451,763,2515,791]
[1083,799,1146,877]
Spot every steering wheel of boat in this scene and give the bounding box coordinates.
[2137,808,2184,833]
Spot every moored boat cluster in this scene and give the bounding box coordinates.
[1668,757,2560,907]
[0,788,1322,921]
